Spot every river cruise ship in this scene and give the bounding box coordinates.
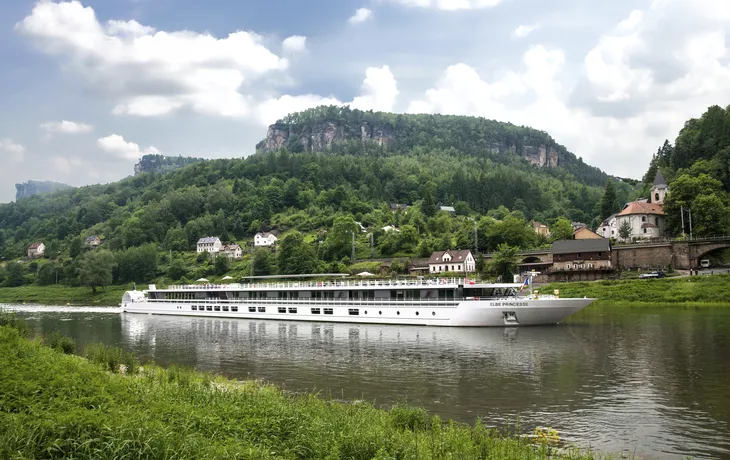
[121,277,594,327]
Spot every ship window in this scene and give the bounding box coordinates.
[432,311,435,316]
[379,311,382,315]
[324,308,334,315]
[311,308,321,314]
[416,311,419,316]
[206,305,212,311]
[214,305,221,311]
[191,305,197,310]
[397,311,400,315]
[348,309,359,316]
[258,306,265,312]
[278,307,286,313]
[223,305,229,311]
[364,311,368,315]
[248,306,256,313]
[288,307,298,313]
[231,306,238,312]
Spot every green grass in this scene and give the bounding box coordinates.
[0,284,128,306]
[0,320,613,460]
[542,274,730,307]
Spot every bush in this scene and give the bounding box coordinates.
[85,343,138,374]
[44,331,76,355]
[0,309,28,337]
[390,403,430,431]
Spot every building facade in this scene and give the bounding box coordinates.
[614,171,668,241]
[197,237,222,253]
[428,250,476,273]
[254,232,278,247]
[221,244,243,260]
[597,214,618,239]
[532,221,550,237]
[85,236,101,248]
[573,227,602,239]
[27,242,45,258]
[551,239,612,271]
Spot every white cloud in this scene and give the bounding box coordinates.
[257,65,400,124]
[349,8,373,24]
[351,65,399,112]
[282,35,307,53]
[0,139,25,162]
[384,0,501,11]
[41,120,94,134]
[513,24,539,38]
[51,156,83,174]
[17,1,289,118]
[97,134,159,161]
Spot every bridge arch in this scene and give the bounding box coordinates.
[686,239,730,270]
[522,256,542,264]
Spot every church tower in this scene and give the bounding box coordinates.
[650,169,668,204]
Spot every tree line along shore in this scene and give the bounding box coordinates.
[0,274,728,307]
[0,313,612,460]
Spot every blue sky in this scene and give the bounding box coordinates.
[1,0,730,203]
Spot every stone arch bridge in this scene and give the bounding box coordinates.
[483,236,730,271]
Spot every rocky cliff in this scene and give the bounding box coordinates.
[15,180,73,201]
[134,154,204,176]
[256,107,569,170]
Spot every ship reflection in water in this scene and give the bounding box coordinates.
[118,312,730,460]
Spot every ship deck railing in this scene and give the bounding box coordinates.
[164,277,473,291]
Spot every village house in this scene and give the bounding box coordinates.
[596,214,618,239]
[573,227,602,239]
[254,232,278,247]
[428,250,476,273]
[197,237,222,253]
[27,242,45,259]
[389,203,408,213]
[381,225,400,233]
[221,244,243,260]
[532,221,550,237]
[85,235,101,248]
[551,239,612,271]
[614,171,668,241]
[439,206,456,214]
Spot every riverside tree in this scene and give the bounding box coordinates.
[277,231,316,275]
[549,217,574,242]
[490,244,519,281]
[78,250,115,293]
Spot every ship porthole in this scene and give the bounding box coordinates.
[416,311,419,316]
[397,311,400,315]
[364,310,368,315]
[379,311,382,315]
[432,311,436,316]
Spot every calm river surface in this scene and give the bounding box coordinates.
[5,304,730,459]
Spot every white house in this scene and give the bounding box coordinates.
[254,232,278,247]
[440,206,456,213]
[614,171,668,241]
[597,214,618,239]
[221,244,243,260]
[428,250,476,273]
[382,225,400,233]
[197,237,222,253]
[27,242,45,259]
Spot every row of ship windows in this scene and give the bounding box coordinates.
[188,305,436,316]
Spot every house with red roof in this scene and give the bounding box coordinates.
[614,171,668,241]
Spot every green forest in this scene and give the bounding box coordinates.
[642,104,730,236]
[3,104,725,290]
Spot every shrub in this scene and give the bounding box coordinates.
[85,343,138,374]
[0,309,28,337]
[44,330,76,355]
[390,403,430,431]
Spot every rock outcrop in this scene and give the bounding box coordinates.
[134,154,203,176]
[15,180,73,201]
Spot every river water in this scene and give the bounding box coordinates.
[4,304,730,459]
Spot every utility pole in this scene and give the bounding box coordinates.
[474,219,478,253]
[689,208,693,239]
[370,233,374,259]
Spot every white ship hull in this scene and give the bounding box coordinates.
[122,297,594,327]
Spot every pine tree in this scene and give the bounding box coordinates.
[600,180,618,220]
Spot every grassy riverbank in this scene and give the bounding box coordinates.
[0,320,609,459]
[542,274,730,307]
[0,284,127,306]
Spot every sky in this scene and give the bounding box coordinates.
[1,0,730,203]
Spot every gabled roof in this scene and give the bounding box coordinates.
[532,221,548,229]
[618,201,664,216]
[28,242,43,249]
[256,232,277,238]
[197,237,221,244]
[653,169,667,187]
[222,244,242,251]
[599,214,618,226]
[429,249,472,264]
[85,235,100,242]
[552,239,610,255]
[440,206,455,212]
